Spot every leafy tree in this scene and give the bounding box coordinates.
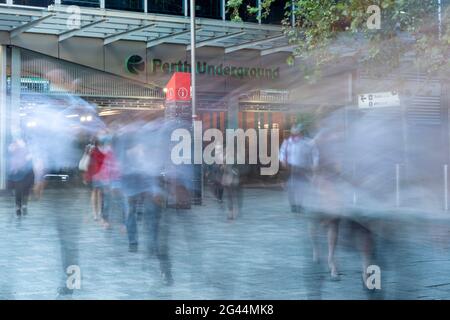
[226,0,450,80]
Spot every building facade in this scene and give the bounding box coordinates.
[1,1,448,210]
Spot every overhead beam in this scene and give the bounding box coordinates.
[260,45,296,56]
[104,23,155,45]
[146,28,201,48]
[7,5,281,32]
[0,14,35,23]
[224,34,285,54]
[186,31,246,50]
[0,45,7,189]
[58,18,107,42]
[10,13,55,38]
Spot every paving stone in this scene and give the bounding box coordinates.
[0,186,449,299]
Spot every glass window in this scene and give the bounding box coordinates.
[148,0,184,16]
[61,0,99,7]
[261,0,286,25]
[226,0,257,23]
[189,0,221,20]
[106,0,144,12]
[13,0,54,6]
[0,0,6,3]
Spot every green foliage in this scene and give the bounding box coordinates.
[294,112,316,136]
[226,0,244,22]
[226,0,450,80]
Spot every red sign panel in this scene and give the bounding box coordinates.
[165,72,191,102]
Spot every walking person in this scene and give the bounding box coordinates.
[114,121,163,250]
[8,137,35,217]
[222,161,241,220]
[83,138,105,221]
[279,123,319,214]
[280,123,341,280]
[211,144,224,202]
[115,118,174,285]
[211,164,224,202]
[109,132,129,232]
[310,125,346,280]
[95,133,121,229]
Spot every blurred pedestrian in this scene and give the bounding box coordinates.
[211,144,224,202]
[311,126,345,280]
[279,123,319,213]
[222,160,241,220]
[281,123,341,280]
[8,137,35,216]
[96,133,121,229]
[115,118,174,285]
[83,137,105,221]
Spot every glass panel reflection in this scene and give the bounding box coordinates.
[106,0,144,12]
[148,0,184,16]
[13,0,54,6]
[61,0,99,8]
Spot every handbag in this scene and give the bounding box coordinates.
[78,151,90,171]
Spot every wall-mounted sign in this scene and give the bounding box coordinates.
[358,91,400,109]
[7,76,50,92]
[165,72,191,102]
[125,54,281,81]
[150,59,280,81]
[126,55,146,75]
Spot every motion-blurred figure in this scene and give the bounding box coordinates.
[8,137,35,216]
[279,123,319,213]
[210,144,224,203]
[23,92,105,298]
[31,155,46,200]
[83,138,105,221]
[106,131,128,231]
[281,123,341,280]
[312,124,346,280]
[115,118,174,285]
[221,161,241,220]
[345,113,397,288]
[95,132,121,229]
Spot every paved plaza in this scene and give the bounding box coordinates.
[1,184,450,300]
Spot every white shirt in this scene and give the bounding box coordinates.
[280,136,319,169]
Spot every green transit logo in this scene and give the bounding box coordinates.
[126,55,146,75]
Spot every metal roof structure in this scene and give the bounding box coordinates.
[0,3,293,55]
[17,47,165,101]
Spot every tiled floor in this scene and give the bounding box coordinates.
[1,185,450,299]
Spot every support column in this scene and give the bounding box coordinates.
[227,96,239,130]
[221,0,226,21]
[11,47,21,136]
[0,46,7,190]
[257,0,262,24]
[184,0,188,17]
